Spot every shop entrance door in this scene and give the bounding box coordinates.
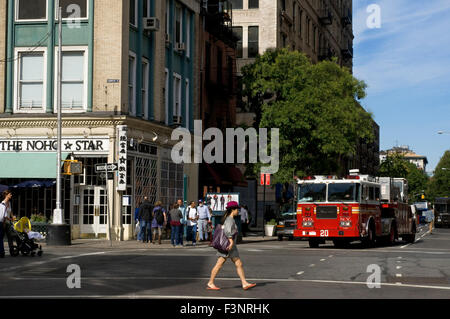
[80,186,108,237]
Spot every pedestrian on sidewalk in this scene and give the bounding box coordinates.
[169,203,183,247]
[197,199,211,242]
[138,197,153,243]
[151,201,167,245]
[240,204,250,237]
[207,201,256,291]
[135,201,142,241]
[0,190,14,258]
[186,201,198,246]
[177,199,186,246]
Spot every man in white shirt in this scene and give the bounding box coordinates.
[186,201,198,246]
[197,199,211,242]
[0,190,13,258]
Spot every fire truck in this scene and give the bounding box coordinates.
[294,170,417,248]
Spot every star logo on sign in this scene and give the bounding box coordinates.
[64,142,73,150]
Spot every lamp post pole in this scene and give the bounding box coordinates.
[47,3,71,245]
[54,4,63,224]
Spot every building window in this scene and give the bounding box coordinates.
[248,0,259,9]
[16,50,46,111]
[173,74,182,118]
[160,161,184,212]
[164,69,169,124]
[129,0,137,27]
[185,79,190,130]
[128,53,136,116]
[248,26,259,58]
[142,58,149,120]
[230,0,243,10]
[59,50,87,111]
[175,4,182,45]
[186,12,191,57]
[165,0,170,39]
[299,9,302,35]
[58,0,88,19]
[232,26,243,58]
[217,48,223,85]
[16,0,47,21]
[281,0,286,11]
[143,0,150,18]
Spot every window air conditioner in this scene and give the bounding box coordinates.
[143,17,160,31]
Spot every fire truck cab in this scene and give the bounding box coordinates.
[294,171,382,248]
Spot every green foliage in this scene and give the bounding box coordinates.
[427,150,450,200]
[379,153,429,202]
[241,49,374,183]
[266,219,277,225]
[30,214,47,223]
[378,154,410,178]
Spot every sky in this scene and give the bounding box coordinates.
[352,0,450,174]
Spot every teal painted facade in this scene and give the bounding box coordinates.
[164,0,194,131]
[5,0,94,113]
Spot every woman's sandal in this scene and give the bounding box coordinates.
[206,284,221,291]
[243,283,256,291]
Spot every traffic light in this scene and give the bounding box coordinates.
[63,160,83,176]
[421,194,425,200]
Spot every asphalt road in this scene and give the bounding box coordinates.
[0,224,449,299]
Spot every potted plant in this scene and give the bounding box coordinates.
[264,219,277,237]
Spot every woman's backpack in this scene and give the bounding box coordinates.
[154,207,164,225]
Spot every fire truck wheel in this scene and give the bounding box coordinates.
[309,239,320,248]
[363,226,376,248]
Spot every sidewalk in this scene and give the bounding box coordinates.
[39,235,277,250]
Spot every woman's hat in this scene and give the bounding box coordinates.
[226,201,239,209]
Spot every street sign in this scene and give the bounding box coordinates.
[95,163,118,173]
[98,172,114,180]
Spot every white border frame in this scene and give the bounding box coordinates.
[15,0,48,22]
[54,0,89,21]
[128,51,137,116]
[53,46,89,113]
[14,47,48,114]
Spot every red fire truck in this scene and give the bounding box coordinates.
[294,171,416,248]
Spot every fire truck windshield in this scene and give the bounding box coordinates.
[298,184,326,202]
[328,183,360,202]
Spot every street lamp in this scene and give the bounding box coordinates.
[47,2,71,246]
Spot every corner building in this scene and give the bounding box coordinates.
[0,0,200,240]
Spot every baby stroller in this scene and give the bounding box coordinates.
[9,217,43,257]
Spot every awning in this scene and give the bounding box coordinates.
[0,153,69,179]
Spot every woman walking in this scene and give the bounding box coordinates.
[207,201,256,291]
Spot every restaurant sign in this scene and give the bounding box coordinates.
[0,137,110,153]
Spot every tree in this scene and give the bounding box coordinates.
[241,49,374,183]
[379,153,429,202]
[427,150,450,200]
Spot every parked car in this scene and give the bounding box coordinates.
[277,210,297,241]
